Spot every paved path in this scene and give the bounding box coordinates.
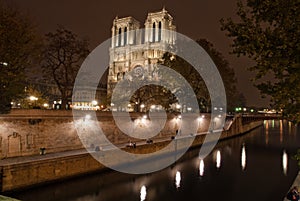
[0,132,209,166]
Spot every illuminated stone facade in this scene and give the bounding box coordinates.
[107,8,176,97]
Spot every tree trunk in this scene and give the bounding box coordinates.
[61,96,68,110]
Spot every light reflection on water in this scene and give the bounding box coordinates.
[140,185,146,201]
[10,120,300,201]
[241,143,246,171]
[282,150,288,175]
[216,150,221,169]
[199,159,204,176]
[175,171,181,189]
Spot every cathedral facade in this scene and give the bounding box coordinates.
[107,8,176,98]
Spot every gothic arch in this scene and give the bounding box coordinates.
[118,27,122,47]
[152,22,156,42]
[158,21,162,41]
[124,27,127,45]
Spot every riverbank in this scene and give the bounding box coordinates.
[283,172,300,201]
[0,117,262,192]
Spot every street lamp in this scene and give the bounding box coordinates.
[29,96,38,107]
[140,103,145,112]
[0,62,8,66]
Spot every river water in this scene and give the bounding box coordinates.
[9,120,300,201]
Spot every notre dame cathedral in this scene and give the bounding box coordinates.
[107,8,176,99]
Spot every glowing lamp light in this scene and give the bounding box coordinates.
[29,96,38,101]
[92,100,98,105]
[140,104,145,109]
[1,62,8,66]
[197,116,203,122]
[85,114,91,120]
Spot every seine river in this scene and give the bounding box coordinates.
[9,120,300,201]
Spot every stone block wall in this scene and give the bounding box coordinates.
[0,110,212,159]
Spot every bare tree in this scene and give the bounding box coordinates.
[42,26,89,109]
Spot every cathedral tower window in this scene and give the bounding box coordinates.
[118,28,122,47]
[158,21,162,41]
[152,22,156,42]
[124,27,127,45]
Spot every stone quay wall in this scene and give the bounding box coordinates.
[0,109,213,159]
[0,110,262,192]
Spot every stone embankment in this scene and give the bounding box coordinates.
[0,110,262,192]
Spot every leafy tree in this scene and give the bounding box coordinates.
[221,0,300,122]
[0,1,40,113]
[42,26,89,109]
[18,86,49,109]
[161,39,241,112]
[197,39,241,111]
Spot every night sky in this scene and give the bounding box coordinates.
[10,0,270,107]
